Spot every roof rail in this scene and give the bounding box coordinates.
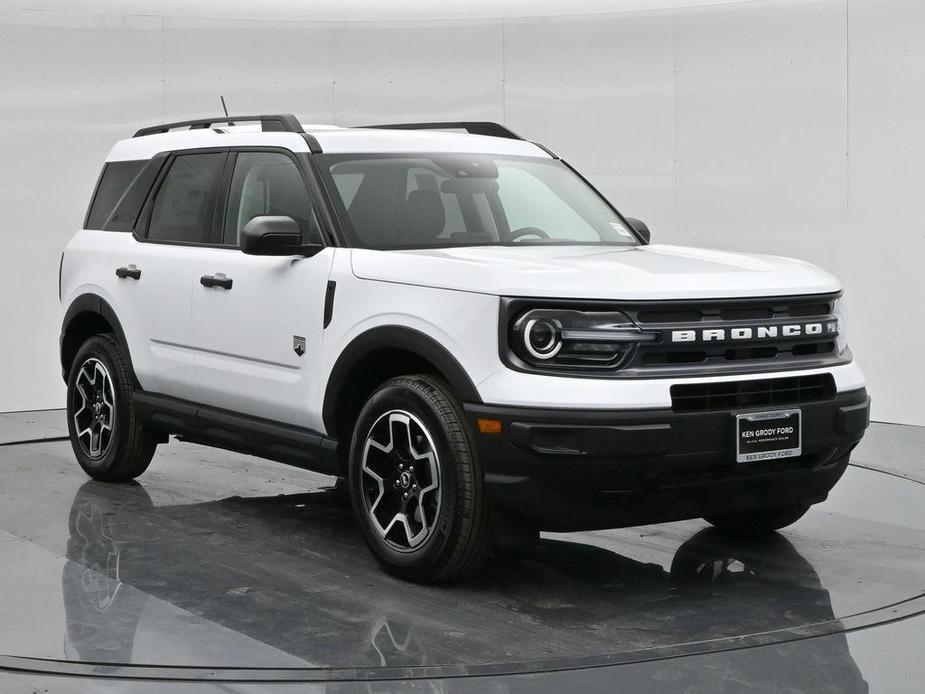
[361,121,523,141]
[133,114,304,138]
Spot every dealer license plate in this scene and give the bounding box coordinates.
[736,409,802,463]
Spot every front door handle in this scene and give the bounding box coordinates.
[200,274,233,290]
[115,265,141,280]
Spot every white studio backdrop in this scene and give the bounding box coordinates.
[0,0,921,425]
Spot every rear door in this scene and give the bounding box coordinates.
[94,151,227,401]
[190,149,334,430]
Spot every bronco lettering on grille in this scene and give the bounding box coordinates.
[671,321,837,343]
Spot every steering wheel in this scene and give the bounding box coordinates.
[509,227,550,242]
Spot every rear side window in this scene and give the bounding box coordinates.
[85,161,145,230]
[147,153,225,244]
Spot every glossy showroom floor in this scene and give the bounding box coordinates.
[0,412,922,692]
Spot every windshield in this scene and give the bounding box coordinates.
[319,154,639,249]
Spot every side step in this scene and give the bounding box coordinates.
[134,391,339,476]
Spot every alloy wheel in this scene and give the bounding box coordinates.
[72,358,116,460]
[360,410,441,551]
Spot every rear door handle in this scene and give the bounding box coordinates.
[115,265,141,280]
[200,274,233,290]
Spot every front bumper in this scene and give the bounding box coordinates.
[464,388,870,531]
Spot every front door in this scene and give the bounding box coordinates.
[190,150,334,430]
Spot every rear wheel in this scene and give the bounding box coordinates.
[348,375,492,583]
[66,335,157,482]
[704,502,811,535]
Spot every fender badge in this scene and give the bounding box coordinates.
[293,335,306,357]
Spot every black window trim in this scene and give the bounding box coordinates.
[85,158,166,232]
[83,162,109,230]
[212,146,337,250]
[135,146,231,249]
[133,145,342,251]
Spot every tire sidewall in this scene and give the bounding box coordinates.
[348,379,465,575]
[66,336,130,477]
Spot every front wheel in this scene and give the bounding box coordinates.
[348,375,492,583]
[66,335,157,482]
[704,502,811,536]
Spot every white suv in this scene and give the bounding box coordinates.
[60,114,870,582]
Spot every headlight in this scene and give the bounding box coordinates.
[833,295,848,354]
[522,316,563,360]
[510,308,657,371]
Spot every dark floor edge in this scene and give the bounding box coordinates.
[0,593,922,683]
[0,436,68,447]
[869,419,923,428]
[0,408,65,416]
[848,461,925,486]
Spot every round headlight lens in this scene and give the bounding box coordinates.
[509,307,657,371]
[523,318,562,360]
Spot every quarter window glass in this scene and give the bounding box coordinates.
[224,152,321,246]
[104,159,164,232]
[148,153,225,244]
[86,160,146,230]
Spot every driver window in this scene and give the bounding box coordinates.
[223,152,322,246]
[497,166,598,241]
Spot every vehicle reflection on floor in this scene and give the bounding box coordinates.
[62,480,867,691]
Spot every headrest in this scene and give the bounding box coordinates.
[401,189,445,242]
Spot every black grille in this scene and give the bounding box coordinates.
[500,293,848,380]
[671,373,836,413]
[622,293,844,376]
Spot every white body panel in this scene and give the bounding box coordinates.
[350,245,841,301]
[319,249,864,418]
[475,361,866,410]
[190,247,335,428]
[105,126,548,163]
[62,230,199,400]
[312,129,548,157]
[106,130,312,162]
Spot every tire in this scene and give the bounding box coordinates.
[66,334,157,482]
[348,375,492,583]
[704,502,811,536]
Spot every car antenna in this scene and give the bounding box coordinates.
[217,96,235,128]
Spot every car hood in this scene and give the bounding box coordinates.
[349,245,841,300]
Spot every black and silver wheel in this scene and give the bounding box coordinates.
[704,502,812,536]
[71,357,117,460]
[348,375,492,583]
[66,335,157,482]
[361,409,442,550]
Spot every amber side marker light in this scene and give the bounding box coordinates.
[477,418,503,434]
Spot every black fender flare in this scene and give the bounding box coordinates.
[321,325,482,435]
[60,293,137,385]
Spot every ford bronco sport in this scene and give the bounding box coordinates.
[59,114,870,582]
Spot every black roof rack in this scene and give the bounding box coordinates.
[361,121,523,141]
[133,114,304,138]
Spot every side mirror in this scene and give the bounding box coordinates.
[240,216,323,257]
[625,217,651,244]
